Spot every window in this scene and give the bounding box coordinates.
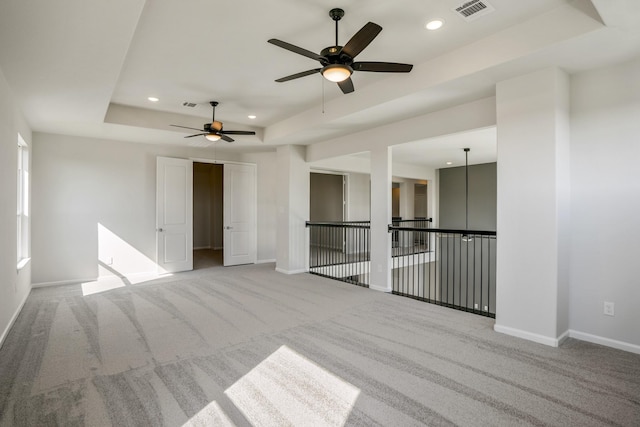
[17,134,29,269]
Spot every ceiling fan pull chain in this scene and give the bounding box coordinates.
[322,77,325,114]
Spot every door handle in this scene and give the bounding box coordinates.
[224,226,233,230]
[157,228,163,232]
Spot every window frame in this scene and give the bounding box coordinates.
[17,134,30,270]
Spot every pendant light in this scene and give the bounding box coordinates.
[462,148,472,242]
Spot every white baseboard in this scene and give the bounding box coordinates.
[494,324,640,354]
[256,259,276,264]
[32,277,96,288]
[275,267,308,275]
[494,324,567,347]
[569,330,640,355]
[0,289,31,350]
[368,284,392,293]
[557,329,571,346]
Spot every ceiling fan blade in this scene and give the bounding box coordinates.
[184,133,207,138]
[171,124,205,132]
[275,68,321,82]
[268,39,324,62]
[341,22,382,59]
[221,130,257,135]
[338,77,355,94]
[353,62,413,73]
[219,134,234,143]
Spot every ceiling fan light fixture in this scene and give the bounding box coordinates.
[322,64,353,83]
[205,133,221,142]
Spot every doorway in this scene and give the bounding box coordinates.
[310,172,345,222]
[156,157,257,273]
[309,172,346,255]
[193,162,224,269]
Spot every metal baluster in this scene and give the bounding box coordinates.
[480,234,484,316]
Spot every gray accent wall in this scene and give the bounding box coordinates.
[310,173,343,221]
[438,162,496,231]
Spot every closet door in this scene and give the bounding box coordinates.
[223,163,256,266]
[156,157,193,273]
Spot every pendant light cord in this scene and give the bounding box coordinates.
[464,148,470,231]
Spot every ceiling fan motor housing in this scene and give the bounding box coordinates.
[320,46,353,66]
[205,121,223,132]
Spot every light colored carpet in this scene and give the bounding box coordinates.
[1,262,639,426]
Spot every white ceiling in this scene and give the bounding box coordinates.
[1,0,639,167]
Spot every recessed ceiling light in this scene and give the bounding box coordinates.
[425,19,444,30]
[446,161,453,165]
[248,115,257,119]
[147,97,159,102]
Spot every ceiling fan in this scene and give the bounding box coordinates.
[170,101,256,143]
[268,8,413,94]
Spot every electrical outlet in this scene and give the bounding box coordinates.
[603,301,615,316]
[474,303,478,309]
[484,305,488,312]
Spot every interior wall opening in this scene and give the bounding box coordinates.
[310,172,345,222]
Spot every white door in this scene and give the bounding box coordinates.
[156,157,193,273]
[223,163,256,266]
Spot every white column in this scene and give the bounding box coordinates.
[494,67,570,346]
[369,146,392,292]
[276,145,310,274]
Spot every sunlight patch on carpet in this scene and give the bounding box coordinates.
[225,345,360,426]
[182,400,235,427]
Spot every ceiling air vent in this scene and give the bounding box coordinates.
[182,101,197,108]
[453,0,495,22]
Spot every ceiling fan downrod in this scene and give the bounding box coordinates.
[210,101,218,122]
[329,8,344,47]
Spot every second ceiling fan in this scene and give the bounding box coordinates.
[170,101,255,143]
[268,8,413,94]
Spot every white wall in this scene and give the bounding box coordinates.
[0,67,32,346]
[569,57,640,350]
[240,151,277,262]
[347,173,370,221]
[31,133,247,284]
